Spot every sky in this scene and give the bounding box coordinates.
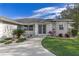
[0,3,73,19]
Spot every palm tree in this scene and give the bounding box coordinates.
[13,29,25,39]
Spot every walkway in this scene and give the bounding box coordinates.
[0,37,55,56]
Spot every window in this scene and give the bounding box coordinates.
[29,25,33,30]
[38,25,42,34]
[43,25,46,34]
[24,25,28,30]
[17,26,22,30]
[59,25,64,30]
[24,25,33,31]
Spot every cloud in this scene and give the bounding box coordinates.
[28,7,57,18]
[65,3,75,9]
[44,15,56,19]
[29,6,67,19]
[28,14,42,18]
[44,13,61,19]
[53,7,66,14]
[15,6,66,19]
[14,4,70,19]
[34,7,57,13]
[46,7,67,19]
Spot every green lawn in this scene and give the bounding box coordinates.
[42,37,79,56]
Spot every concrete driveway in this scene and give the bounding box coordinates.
[0,37,55,56]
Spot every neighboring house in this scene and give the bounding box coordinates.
[0,17,74,39]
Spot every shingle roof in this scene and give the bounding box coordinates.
[16,18,73,24]
[46,19,73,22]
[16,18,46,23]
[0,16,22,25]
[0,16,74,25]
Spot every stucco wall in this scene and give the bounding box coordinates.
[0,22,4,38]
[16,21,73,36]
[35,23,52,36]
[1,22,17,38]
[55,22,69,36]
[46,23,53,35]
[34,22,69,36]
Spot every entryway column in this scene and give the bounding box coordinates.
[46,23,53,35]
[35,24,38,35]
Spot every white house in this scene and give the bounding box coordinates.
[0,17,74,39]
[16,18,74,36]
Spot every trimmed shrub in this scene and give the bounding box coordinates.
[64,34,70,38]
[16,38,26,43]
[0,40,6,43]
[58,33,63,37]
[71,29,78,36]
[49,31,52,34]
[48,31,53,35]
[4,40,12,44]
[4,38,12,40]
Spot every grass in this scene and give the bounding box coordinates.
[0,38,13,44]
[0,38,26,44]
[42,37,79,56]
[0,38,12,43]
[0,40,6,43]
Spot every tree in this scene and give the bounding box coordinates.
[61,4,79,35]
[13,29,25,39]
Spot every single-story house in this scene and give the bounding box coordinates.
[0,16,74,39]
[16,18,74,37]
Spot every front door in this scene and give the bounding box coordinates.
[38,24,46,34]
